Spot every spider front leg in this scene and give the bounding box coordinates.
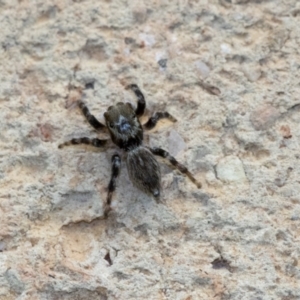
[78,101,106,130]
[126,84,146,117]
[149,147,201,188]
[144,112,177,130]
[58,137,108,149]
[104,154,121,218]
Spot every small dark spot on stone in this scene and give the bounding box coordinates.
[0,240,5,252]
[192,276,210,286]
[169,22,182,31]
[104,252,113,266]
[211,256,233,272]
[230,55,249,64]
[134,223,149,235]
[158,59,167,68]
[113,271,130,280]
[292,9,300,17]
[192,191,210,205]
[274,178,285,187]
[115,222,126,228]
[82,39,108,61]
[124,37,136,44]
[85,81,94,89]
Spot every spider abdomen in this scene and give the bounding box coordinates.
[126,147,161,197]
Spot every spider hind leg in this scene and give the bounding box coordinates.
[150,147,201,188]
[144,112,177,130]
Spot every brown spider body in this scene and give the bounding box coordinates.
[59,84,201,217]
[104,102,161,197]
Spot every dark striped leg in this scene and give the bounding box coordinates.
[149,147,201,188]
[78,101,106,130]
[144,112,177,130]
[105,154,121,217]
[58,137,107,149]
[126,84,146,117]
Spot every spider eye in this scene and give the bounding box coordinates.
[109,122,115,128]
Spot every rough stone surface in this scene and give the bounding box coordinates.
[216,156,247,183]
[1,0,300,299]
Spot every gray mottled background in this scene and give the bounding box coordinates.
[1,0,300,299]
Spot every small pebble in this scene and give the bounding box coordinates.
[216,156,247,183]
[195,60,210,78]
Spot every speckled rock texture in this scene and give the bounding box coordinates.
[1,0,300,299]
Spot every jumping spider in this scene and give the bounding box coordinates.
[59,84,201,217]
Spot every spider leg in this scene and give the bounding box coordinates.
[78,101,106,130]
[143,112,177,130]
[58,137,108,149]
[126,84,146,117]
[149,147,201,188]
[105,154,121,217]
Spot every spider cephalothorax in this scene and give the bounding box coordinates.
[104,102,143,151]
[59,84,201,217]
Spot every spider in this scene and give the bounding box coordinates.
[58,84,201,217]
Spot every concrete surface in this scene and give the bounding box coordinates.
[1,0,300,299]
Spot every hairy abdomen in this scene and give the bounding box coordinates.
[126,147,161,197]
